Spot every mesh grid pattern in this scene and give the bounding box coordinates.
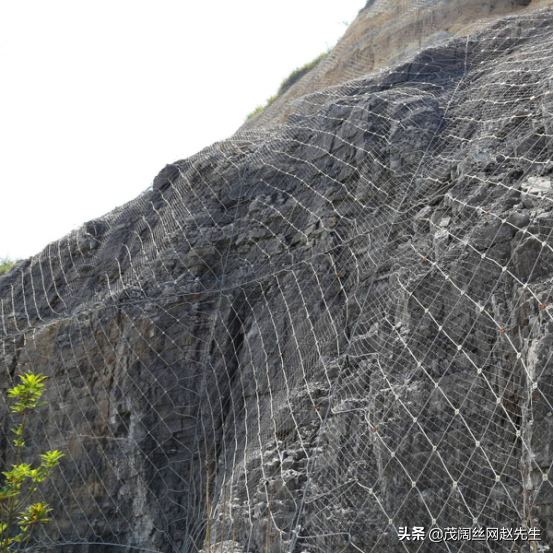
[0,3,552,553]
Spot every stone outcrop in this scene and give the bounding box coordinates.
[0,2,552,553]
[239,0,551,132]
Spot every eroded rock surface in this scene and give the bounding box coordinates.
[0,5,552,554]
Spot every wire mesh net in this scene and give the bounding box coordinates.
[0,1,552,552]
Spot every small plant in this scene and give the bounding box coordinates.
[0,259,16,277]
[245,104,265,121]
[245,51,328,121]
[0,373,63,552]
[276,52,328,97]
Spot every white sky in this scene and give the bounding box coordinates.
[0,0,365,260]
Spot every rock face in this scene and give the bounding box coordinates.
[0,3,552,554]
[239,0,551,132]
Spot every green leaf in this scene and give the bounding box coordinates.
[11,425,24,436]
[40,450,65,468]
[18,502,52,527]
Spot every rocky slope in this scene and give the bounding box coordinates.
[0,2,552,553]
[239,0,551,132]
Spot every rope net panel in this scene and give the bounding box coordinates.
[0,2,552,552]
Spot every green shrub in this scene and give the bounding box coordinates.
[245,51,328,121]
[0,259,15,276]
[0,373,63,552]
[276,52,328,96]
[245,105,265,121]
